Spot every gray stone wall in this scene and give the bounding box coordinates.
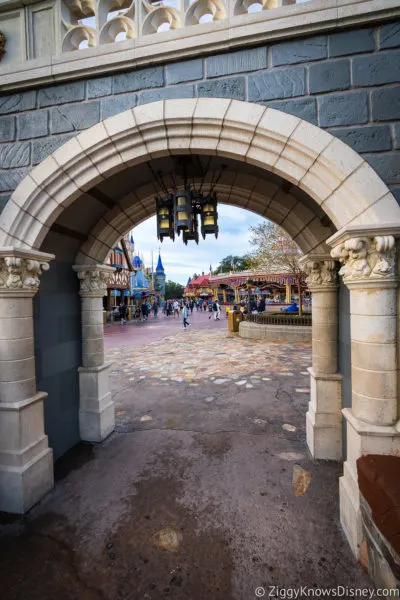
[33,233,83,459]
[0,20,399,212]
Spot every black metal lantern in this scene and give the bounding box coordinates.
[182,214,199,246]
[151,160,227,246]
[156,194,174,242]
[183,214,199,245]
[200,192,218,239]
[174,185,192,236]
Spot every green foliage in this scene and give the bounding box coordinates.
[213,254,252,274]
[165,280,185,300]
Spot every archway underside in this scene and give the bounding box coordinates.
[50,154,336,265]
[0,98,399,261]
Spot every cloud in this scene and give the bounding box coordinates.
[131,206,263,284]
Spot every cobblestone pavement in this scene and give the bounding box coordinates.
[0,314,371,600]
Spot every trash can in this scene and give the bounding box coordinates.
[228,310,243,333]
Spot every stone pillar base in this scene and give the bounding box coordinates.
[78,363,115,442]
[340,408,400,558]
[0,393,54,513]
[306,368,342,460]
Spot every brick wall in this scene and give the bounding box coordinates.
[0,20,399,212]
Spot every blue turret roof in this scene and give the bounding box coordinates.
[156,252,164,272]
[187,277,192,285]
[130,234,134,244]
[133,255,142,269]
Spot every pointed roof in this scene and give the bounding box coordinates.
[133,254,142,269]
[156,252,164,272]
[187,276,192,285]
[130,234,134,244]
[188,274,210,287]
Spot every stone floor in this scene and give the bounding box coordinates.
[0,311,371,599]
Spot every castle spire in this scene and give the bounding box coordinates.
[156,251,164,272]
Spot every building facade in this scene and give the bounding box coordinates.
[186,271,307,305]
[105,233,133,309]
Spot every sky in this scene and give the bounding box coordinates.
[131,205,264,285]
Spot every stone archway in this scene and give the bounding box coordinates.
[0,98,399,560]
[0,99,398,251]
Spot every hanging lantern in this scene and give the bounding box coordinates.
[200,192,218,239]
[183,214,199,245]
[174,185,192,236]
[156,195,174,242]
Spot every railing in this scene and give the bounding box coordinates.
[59,0,310,53]
[245,313,312,326]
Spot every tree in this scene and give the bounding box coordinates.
[165,280,185,300]
[249,222,303,274]
[249,221,304,315]
[213,254,251,274]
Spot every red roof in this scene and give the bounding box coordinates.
[187,275,210,287]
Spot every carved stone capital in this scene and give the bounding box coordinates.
[302,258,338,290]
[0,248,54,296]
[330,236,396,285]
[73,265,114,298]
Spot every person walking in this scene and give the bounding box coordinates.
[182,302,190,329]
[141,302,148,321]
[152,301,158,318]
[173,299,180,319]
[215,299,221,320]
[210,299,221,321]
[119,302,127,325]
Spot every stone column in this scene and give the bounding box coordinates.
[300,255,342,460]
[330,232,400,558]
[0,248,54,513]
[73,265,115,443]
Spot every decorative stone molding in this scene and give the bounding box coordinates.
[0,248,54,295]
[73,265,115,297]
[302,257,338,290]
[331,236,396,283]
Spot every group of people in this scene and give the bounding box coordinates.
[115,296,222,329]
[116,299,160,325]
[161,298,194,317]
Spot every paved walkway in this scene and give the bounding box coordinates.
[104,306,226,350]
[0,313,371,600]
